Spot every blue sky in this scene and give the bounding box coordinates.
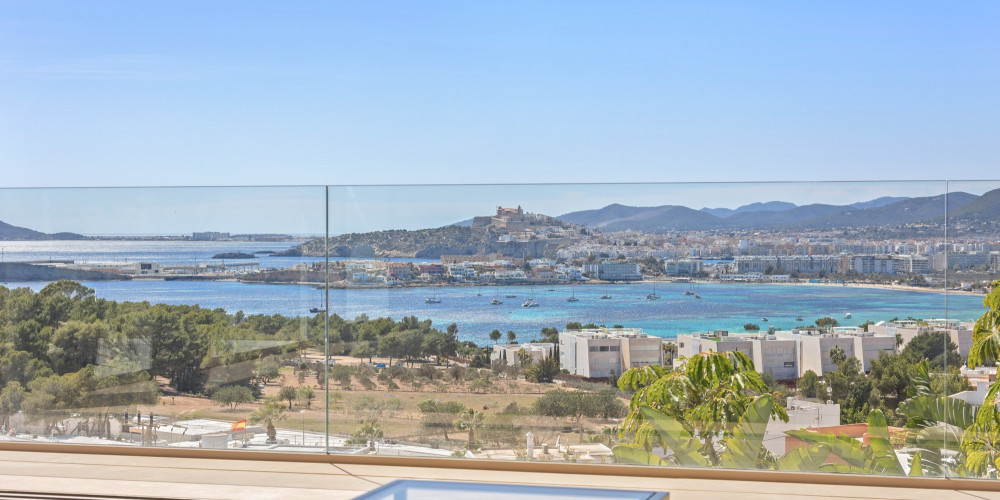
[0,2,998,233]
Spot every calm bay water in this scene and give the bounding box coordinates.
[0,279,986,345]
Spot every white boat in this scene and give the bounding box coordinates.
[425,297,441,304]
[761,317,768,322]
[567,287,579,302]
[491,298,503,305]
[844,312,852,319]
[522,298,539,308]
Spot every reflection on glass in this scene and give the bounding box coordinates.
[2,182,1000,480]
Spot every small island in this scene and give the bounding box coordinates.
[212,252,257,259]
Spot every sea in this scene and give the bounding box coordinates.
[0,241,988,345]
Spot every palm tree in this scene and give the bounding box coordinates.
[249,399,287,444]
[615,351,788,466]
[454,408,485,450]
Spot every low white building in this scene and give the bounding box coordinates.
[559,328,663,378]
[490,342,555,367]
[764,398,841,455]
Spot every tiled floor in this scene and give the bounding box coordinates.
[0,450,998,500]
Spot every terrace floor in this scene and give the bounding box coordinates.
[1,449,1000,500]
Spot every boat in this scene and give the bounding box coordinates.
[547,288,555,292]
[505,294,517,298]
[684,290,694,296]
[646,285,660,300]
[490,298,503,305]
[844,312,852,319]
[601,294,612,300]
[795,316,804,322]
[694,294,701,299]
[761,317,768,322]
[523,286,540,307]
[567,286,579,302]
[425,291,441,304]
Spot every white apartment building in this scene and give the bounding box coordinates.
[676,331,798,380]
[664,259,702,276]
[868,318,974,360]
[559,328,663,378]
[777,329,896,376]
[678,328,897,378]
[491,343,555,367]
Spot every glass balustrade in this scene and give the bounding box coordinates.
[1,181,998,481]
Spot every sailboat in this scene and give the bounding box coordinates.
[310,291,327,313]
[425,289,441,304]
[522,286,540,307]
[566,286,579,302]
[646,284,660,300]
[491,287,503,305]
[600,285,611,300]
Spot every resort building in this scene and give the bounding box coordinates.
[679,328,897,378]
[867,318,974,360]
[676,331,799,380]
[664,259,702,276]
[490,342,555,367]
[594,261,643,281]
[777,328,896,376]
[558,328,663,378]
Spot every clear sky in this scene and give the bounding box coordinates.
[0,2,998,233]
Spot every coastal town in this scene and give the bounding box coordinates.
[14,203,999,295]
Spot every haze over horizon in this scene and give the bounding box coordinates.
[1,182,996,236]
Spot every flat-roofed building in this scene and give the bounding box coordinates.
[559,328,663,378]
[491,343,555,367]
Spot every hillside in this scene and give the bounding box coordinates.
[557,191,987,233]
[275,224,573,259]
[559,204,723,231]
[701,201,797,218]
[948,188,1000,222]
[0,219,86,240]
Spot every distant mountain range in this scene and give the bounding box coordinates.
[558,189,999,233]
[0,219,85,240]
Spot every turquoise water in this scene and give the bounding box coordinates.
[1,280,986,345]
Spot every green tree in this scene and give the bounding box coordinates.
[489,329,502,344]
[615,351,787,465]
[255,360,281,385]
[506,330,517,344]
[297,386,316,408]
[743,323,760,332]
[828,346,847,365]
[249,399,287,444]
[902,331,961,369]
[0,381,26,430]
[279,385,298,409]
[211,385,255,410]
[815,316,839,330]
[525,357,560,383]
[454,408,486,449]
[798,370,820,399]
